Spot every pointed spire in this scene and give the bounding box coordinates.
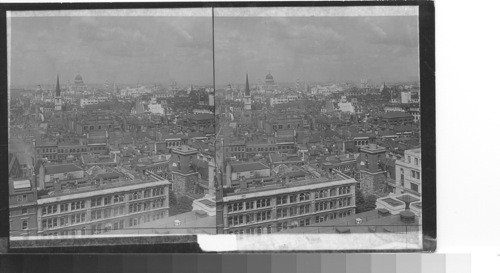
[245,73,250,97]
[55,74,61,97]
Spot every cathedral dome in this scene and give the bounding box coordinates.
[265,73,274,80]
[74,74,84,85]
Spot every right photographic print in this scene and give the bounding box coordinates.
[213,6,432,251]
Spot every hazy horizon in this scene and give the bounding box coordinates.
[9,15,213,86]
[215,16,419,86]
[9,13,419,88]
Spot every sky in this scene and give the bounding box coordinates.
[214,16,419,86]
[9,14,419,87]
[9,15,213,86]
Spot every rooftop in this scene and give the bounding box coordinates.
[231,161,270,173]
[228,172,353,197]
[45,163,83,175]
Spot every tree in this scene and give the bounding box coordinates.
[355,188,366,213]
[355,189,378,213]
[364,194,378,212]
[169,189,177,207]
[176,196,193,214]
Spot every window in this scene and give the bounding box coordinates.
[17,195,28,202]
[42,218,58,229]
[256,198,270,208]
[60,216,68,226]
[91,197,102,207]
[415,158,419,166]
[410,183,419,192]
[71,200,85,210]
[245,201,254,210]
[42,205,57,215]
[276,196,287,205]
[330,188,337,196]
[113,194,124,203]
[22,220,28,230]
[70,213,85,224]
[289,195,297,203]
[103,196,111,205]
[144,189,151,198]
[228,202,243,213]
[21,208,28,214]
[60,203,69,212]
[299,192,310,202]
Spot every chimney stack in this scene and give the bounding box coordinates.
[54,178,62,192]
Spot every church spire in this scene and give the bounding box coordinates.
[55,74,61,97]
[245,73,250,97]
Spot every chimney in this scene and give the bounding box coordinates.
[239,177,247,189]
[54,178,62,192]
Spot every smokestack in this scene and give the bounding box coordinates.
[54,178,62,192]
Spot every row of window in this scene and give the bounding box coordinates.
[228,145,295,153]
[276,218,312,232]
[227,225,272,235]
[41,213,86,230]
[44,210,167,236]
[314,197,352,212]
[16,194,28,202]
[227,198,271,213]
[315,210,353,224]
[228,187,353,213]
[58,148,87,154]
[227,210,272,227]
[276,204,312,218]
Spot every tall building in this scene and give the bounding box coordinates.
[395,148,421,196]
[265,73,275,86]
[73,74,87,93]
[264,72,278,91]
[36,175,170,236]
[170,145,199,196]
[54,74,62,111]
[243,74,252,110]
[221,172,357,234]
[240,74,253,124]
[357,144,388,194]
[9,179,38,237]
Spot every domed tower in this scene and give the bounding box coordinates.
[73,74,87,93]
[265,72,275,86]
[74,74,84,86]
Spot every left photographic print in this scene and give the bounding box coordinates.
[7,9,217,242]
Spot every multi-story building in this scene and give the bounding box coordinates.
[221,172,356,234]
[34,140,59,161]
[357,144,388,194]
[9,179,38,237]
[38,163,86,190]
[394,148,421,196]
[226,161,271,188]
[80,97,108,108]
[35,176,170,236]
[270,95,299,107]
[170,145,199,196]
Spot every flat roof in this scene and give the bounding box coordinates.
[45,163,83,175]
[13,180,31,190]
[231,162,270,173]
[225,173,355,200]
